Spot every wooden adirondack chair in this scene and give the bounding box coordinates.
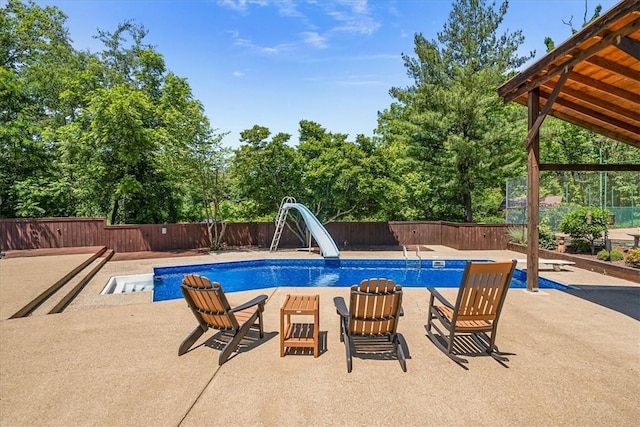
[179,274,267,365]
[426,260,517,366]
[334,278,406,373]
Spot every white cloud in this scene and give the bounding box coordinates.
[324,1,380,36]
[223,0,382,57]
[217,0,268,12]
[218,0,301,17]
[349,0,368,14]
[228,30,294,55]
[302,31,328,49]
[274,0,303,18]
[233,71,245,77]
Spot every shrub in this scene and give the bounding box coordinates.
[507,226,526,244]
[559,207,610,254]
[538,224,557,250]
[625,248,640,268]
[569,239,591,253]
[596,249,624,262]
[506,224,557,250]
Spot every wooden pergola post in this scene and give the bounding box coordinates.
[527,88,540,292]
[497,2,639,293]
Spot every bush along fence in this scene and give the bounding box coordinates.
[0,218,512,253]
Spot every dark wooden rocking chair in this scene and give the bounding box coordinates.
[334,278,406,373]
[426,260,517,366]
[179,274,268,365]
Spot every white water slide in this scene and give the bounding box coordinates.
[270,198,340,259]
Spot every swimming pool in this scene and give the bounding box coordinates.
[151,259,569,302]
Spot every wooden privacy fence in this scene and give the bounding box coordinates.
[0,218,511,252]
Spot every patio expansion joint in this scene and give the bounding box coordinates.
[177,286,279,426]
[177,365,221,426]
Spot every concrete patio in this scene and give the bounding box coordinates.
[1,247,639,426]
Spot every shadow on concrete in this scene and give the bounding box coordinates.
[281,331,329,357]
[423,328,515,370]
[335,333,411,371]
[202,330,278,358]
[561,285,640,321]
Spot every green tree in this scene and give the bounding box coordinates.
[1,1,229,225]
[559,207,609,254]
[75,84,167,223]
[158,74,231,248]
[377,0,531,222]
[297,120,387,223]
[0,0,78,217]
[58,22,200,224]
[231,125,302,219]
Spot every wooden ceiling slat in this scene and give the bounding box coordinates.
[540,84,639,122]
[500,17,639,102]
[548,96,640,135]
[498,0,640,96]
[552,110,639,148]
[568,71,640,103]
[585,56,640,81]
[498,0,639,148]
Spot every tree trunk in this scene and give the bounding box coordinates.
[463,191,473,222]
[110,199,119,225]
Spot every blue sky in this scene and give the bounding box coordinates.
[39,0,619,148]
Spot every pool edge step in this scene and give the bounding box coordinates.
[9,247,108,319]
[48,249,115,314]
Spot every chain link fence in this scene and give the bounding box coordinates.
[505,176,640,230]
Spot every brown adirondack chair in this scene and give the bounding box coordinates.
[334,278,406,373]
[179,274,267,365]
[426,260,517,366]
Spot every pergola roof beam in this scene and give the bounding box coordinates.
[616,35,640,60]
[567,71,640,103]
[552,110,639,147]
[498,0,640,97]
[540,84,639,121]
[546,96,640,135]
[584,55,640,80]
[525,68,572,146]
[500,17,639,102]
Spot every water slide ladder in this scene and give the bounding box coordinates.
[270,197,296,252]
[402,245,422,269]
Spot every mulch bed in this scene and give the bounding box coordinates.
[559,244,637,269]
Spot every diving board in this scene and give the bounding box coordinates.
[516,259,575,272]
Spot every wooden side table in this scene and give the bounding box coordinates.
[280,294,320,357]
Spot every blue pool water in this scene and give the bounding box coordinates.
[152,259,569,302]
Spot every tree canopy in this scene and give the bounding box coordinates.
[2,0,637,230]
[377,0,533,222]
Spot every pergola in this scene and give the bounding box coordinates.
[497,0,639,291]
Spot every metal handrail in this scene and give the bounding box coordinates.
[270,197,296,252]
